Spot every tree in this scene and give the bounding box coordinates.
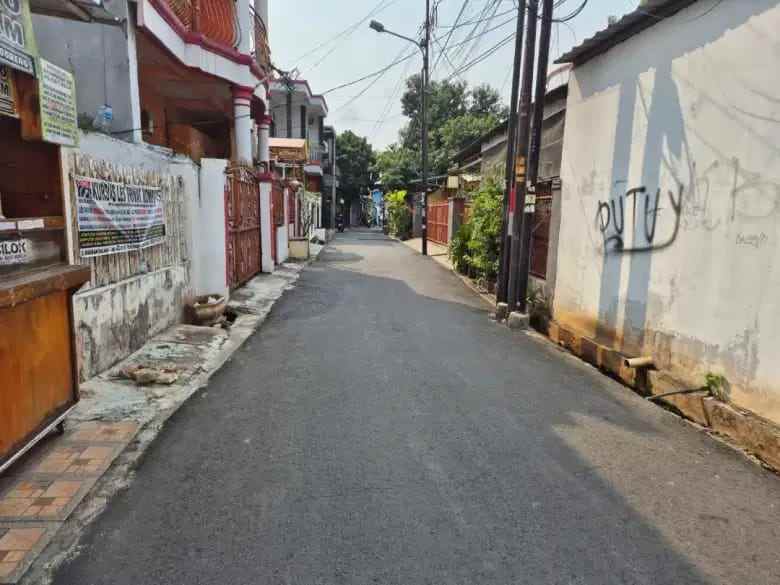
[399,74,468,153]
[373,144,418,192]
[375,76,508,187]
[469,84,509,119]
[336,130,375,206]
[432,112,502,173]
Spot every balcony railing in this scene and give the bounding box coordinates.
[308,143,326,164]
[164,0,239,49]
[250,6,271,74]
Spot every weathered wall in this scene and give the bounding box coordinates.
[66,132,195,379]
[555,1,780,423]
[74,266,188,380]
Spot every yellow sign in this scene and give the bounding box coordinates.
[38,58,78,146]
[0,0,37,75]
[0,64,17,117]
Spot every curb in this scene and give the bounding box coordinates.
[536,318,780,473]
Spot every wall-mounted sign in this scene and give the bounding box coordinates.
[0,0,37,76]
[38,58,78,146]
[0,64,17,117]
[0,238,31,265]
[75,175,166,258]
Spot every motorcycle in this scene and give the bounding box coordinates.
[336,216,345,233]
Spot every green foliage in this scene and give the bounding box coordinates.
[705,373,731,402]
[377,76,508,182]
[336,130,375,203]
[433,113,502,174]
[374,145,418,192]
[449,222,472,274]
[527,285,552,320]
[465,180,503,279]
[385,190,412,239]
[469,84,509,119]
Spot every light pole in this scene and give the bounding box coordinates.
[370,2,430,255]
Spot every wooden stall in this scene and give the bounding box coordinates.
[0,65,89,472]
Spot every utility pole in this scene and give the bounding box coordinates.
[496,0,528,303]
[420,0,430,256]
[516,0,554,313]
[507,0,538,312]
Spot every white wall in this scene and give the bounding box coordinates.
[555,1,780,423]
[198,159,229,298]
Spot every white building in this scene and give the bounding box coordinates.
[553,0,780,424]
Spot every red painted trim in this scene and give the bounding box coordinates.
[232,85,254,101]
[257,173,274,183]
[146,0,267,83]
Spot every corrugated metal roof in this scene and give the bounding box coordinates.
[555,0,700,66]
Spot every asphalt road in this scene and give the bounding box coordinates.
[53,230,779,585]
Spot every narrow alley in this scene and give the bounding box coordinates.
[49,231,780,585]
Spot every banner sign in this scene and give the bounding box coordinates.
[0,0,37,76]
[75,175,166,258]
[0,64,17,117]
[38,58,78,146]
[0,238,31,265]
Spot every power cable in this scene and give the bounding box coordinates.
[292,0,399,69]
[431,0,470,74]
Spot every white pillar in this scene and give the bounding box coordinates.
[259,115,271,164]
[256,0,269,28]
[236,0,252,56]
[232,85,253,163]
[260,182,274,273]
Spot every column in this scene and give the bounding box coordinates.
[232,85,254,163]
[258,114,274,273]
[258,115,272,164]
[255,0,269,30]
[236,0,252,56]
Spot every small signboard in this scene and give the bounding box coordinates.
[0,238,32,265]
[38,58,78,146]
[0,0,37,76]
[0,64,17,117]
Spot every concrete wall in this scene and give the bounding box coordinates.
[33,0,142,142]
[67,132,197,379]
[554,0,780,423]
[75,266,188,380]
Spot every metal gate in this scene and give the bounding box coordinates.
[225,164,261,289]
[427,201,449,246]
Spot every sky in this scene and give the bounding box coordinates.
[269,1,641,150]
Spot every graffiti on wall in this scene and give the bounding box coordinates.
[596,185,683,254]
[594,157,780,255]
[682,158,780,232]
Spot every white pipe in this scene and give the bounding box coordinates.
[624,356,655,369]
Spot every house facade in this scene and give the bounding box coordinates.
[553,0,780,424]
[269,79,337,241]
[24,0,277,380]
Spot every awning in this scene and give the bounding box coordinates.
[29,0,123,25]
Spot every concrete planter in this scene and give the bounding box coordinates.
[289,237,310,260]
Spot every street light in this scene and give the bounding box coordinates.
[369,5,430,256]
